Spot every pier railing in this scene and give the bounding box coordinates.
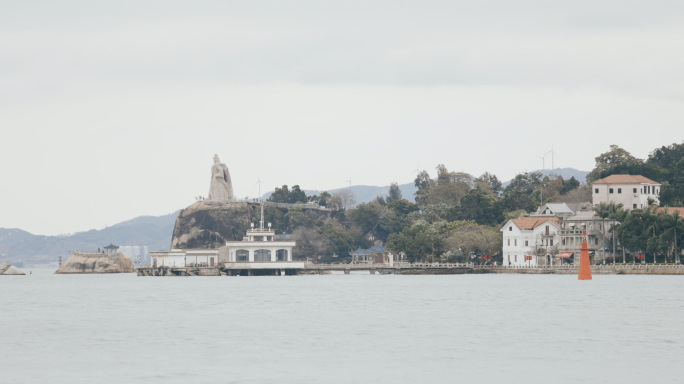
[73,250,113,257]
[305,262,473,269]
[474,264,684,270]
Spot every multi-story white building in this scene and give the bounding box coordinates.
[500,217,560,266]
[592,175,661,210]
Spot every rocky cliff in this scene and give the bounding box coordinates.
[171,201,332,250]
[55,252,137,274]
[171,201,254,249]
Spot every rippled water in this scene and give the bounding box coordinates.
[1,270,683,383]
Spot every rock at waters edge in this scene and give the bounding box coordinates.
[0,262,26,275]
[55,252,136,274]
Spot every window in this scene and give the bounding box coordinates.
[545,225,550,236]
[618,188,622,194]
[562,238,566,245]
[550,240,554,246]
[633,204,637,209]
[507,239,510,246]
[525,240,528,246]
[595,188,599,193]
[236,249,249,262]
[609,188,614,194]
[507,255,510,262]
[276,249,288,261]
[514,239,517,246]
[595,238,598,245]
[633,188,637,193]
[255,249,271,262]
[509,226,512,231]
[515,255,517,262]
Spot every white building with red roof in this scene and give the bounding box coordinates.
[592,174,661,209]
[500,217,560,266]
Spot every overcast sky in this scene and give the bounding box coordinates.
[2,0,684,235]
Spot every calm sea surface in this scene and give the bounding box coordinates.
[1,270,683,384]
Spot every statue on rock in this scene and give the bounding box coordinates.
[208,154,234,200]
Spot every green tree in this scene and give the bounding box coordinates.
[475,172,503,194]
[320,222,355,261]
[586,145,642,183]
[560,176,580,195]
[450,188,502,226]
[444,224,502,264]
[386,220,446,262]
[658,208,684,263]
[386,182,403,204]
[611,207,629,263]
[593,202,613,264]
[268,185,308,204]
[349,201,398,241]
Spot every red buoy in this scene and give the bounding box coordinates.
[578,231,592,280]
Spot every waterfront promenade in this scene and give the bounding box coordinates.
[137,262,684,276]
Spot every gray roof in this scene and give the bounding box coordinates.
[543,203,574,214]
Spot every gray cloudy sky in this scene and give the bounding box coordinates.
[2,0,684,235]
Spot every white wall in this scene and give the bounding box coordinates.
[592,183,660,209]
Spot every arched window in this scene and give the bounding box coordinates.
[276,249,288,261]
[255,249,271,262]
[236,250,249,262]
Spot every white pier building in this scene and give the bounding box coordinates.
[149,204,301,274]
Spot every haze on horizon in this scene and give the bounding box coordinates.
[1,0,684,236]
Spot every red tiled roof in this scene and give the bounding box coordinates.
[657,207,684,215]
[510,217,559,230]
[593,174,659,185]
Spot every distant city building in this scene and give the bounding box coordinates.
[592,175,661,209]
[118,245,149,264]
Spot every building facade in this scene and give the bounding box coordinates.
[500,217,560,266]
[592,175,661,209]
[149,205,302,273]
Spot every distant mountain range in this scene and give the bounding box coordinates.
[1,168,588,264]
[500,168,589,189]
[0,212,178,265]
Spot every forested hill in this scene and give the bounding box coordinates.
[0,211,178,265]
[264,167,588,204]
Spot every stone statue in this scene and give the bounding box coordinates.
[208,154,234,200]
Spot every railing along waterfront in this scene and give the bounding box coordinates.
[305,262,473,269]
[263,202,333,211]
[73,250,113,257]
[474,264,684,269]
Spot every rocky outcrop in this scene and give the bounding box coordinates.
[0,262,26,275]
[171,201,332,250]
[55,251,136,274]
[171,201,254,249]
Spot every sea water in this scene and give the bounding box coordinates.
[1,270,683,383]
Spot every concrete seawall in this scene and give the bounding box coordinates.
[473,265,684,275]
[137,263,684,276]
